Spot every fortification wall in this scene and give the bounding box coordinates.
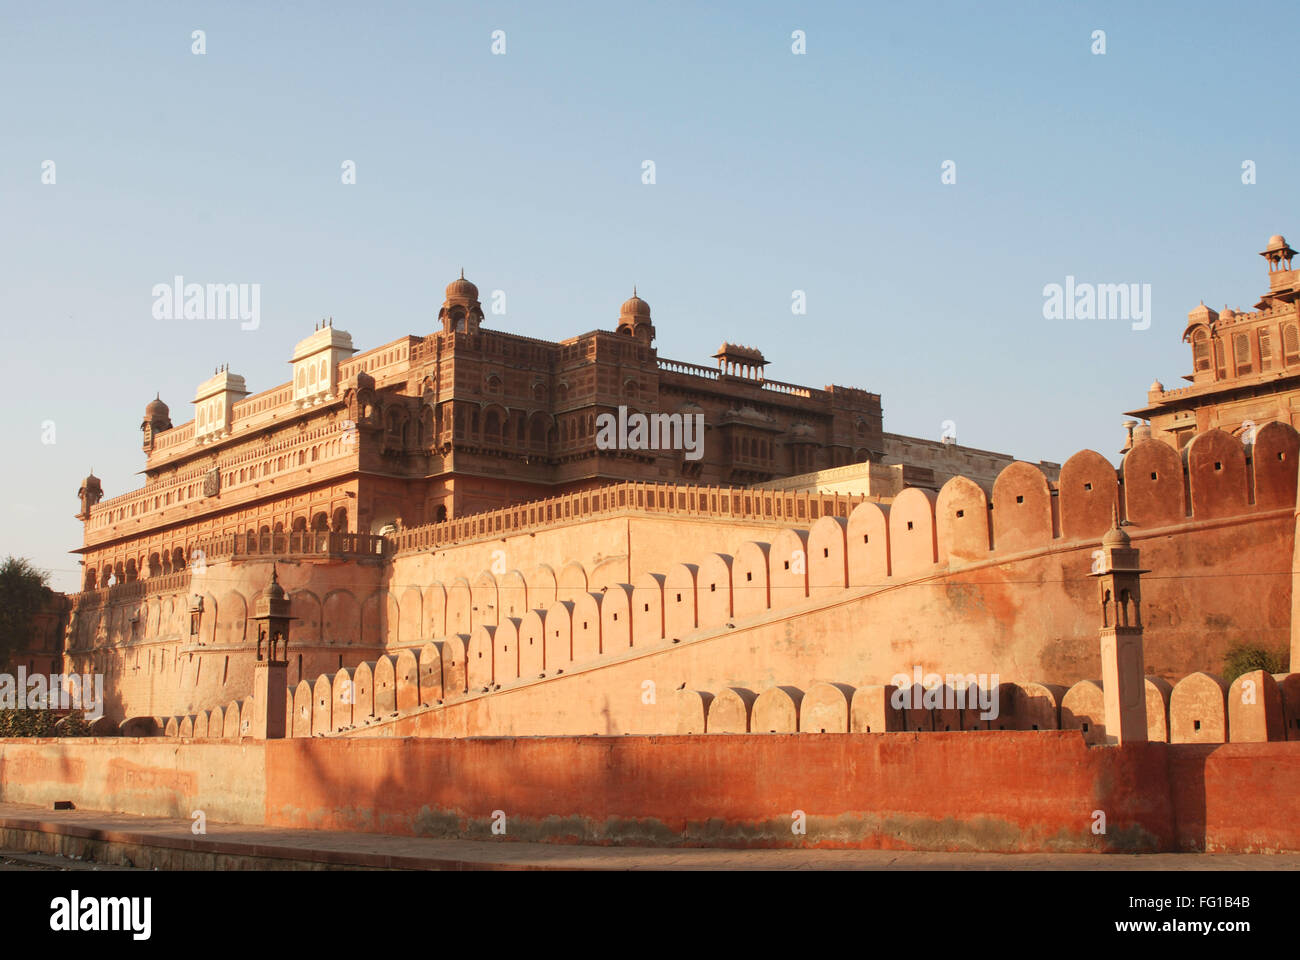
[1,735,1296,853]
[63,505,840,721]
[72,427,1300,727]
[336,506,1286,739]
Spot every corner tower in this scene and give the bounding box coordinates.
[439,270,484,334]
[616,289,655,344]
[140,394,172,453]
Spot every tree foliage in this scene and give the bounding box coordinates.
[1221,642,1287,682]
[0,556,52,665]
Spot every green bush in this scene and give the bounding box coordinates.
[0,709,92,737]
[1221,643,1287,682]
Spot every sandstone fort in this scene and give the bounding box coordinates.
[5,235,1300,855]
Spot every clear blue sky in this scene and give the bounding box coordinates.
[2,1,1295,591]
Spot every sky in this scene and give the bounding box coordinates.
[1,1,1295,592]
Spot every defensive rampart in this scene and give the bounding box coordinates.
[66,426,1300,731]
[0,735,1296,854]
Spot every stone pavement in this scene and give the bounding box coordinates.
[0,802,1296,870]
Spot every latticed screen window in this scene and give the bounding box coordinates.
[1259,329,1273,371]
[1234,333,1252,376]
[1192,330,1211,371]
[1285,323,1300,365]
[1214,339,1227,379]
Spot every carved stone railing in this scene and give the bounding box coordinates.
[192,531,387,564]
[391,481,865,555]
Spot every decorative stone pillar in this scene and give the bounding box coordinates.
[1090,508,1150,745]
[249,565,294,739]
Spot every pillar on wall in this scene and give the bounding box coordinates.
[1292,465,1300,672]
[250,566,294,739]
[1090,507,1149,745]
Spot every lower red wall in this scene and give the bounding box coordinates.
[1166,742,1300,853]
[259,734,1299,853]
[3,734,1296,854]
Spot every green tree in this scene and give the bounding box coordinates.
[0,556,52,666]
[1221,641,1287,682]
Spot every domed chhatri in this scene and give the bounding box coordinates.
[439,269,485,334]
[445,268,479,302]
[145,393,169,419]
[140,392,173,454]
[615,287,655,343]
[620,289,651,319]
[1267,234,1289,251]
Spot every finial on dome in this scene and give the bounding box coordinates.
[1101,503,1131,549]
[460,267,465,279]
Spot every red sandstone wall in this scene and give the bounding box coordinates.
[1,735,1296,854]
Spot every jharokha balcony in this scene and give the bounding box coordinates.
[75,532,387,604]
[194,530,388,565]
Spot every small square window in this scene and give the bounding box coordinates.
[906,521,914,530]
[956,509,964,518]
[1016,495,1024,504]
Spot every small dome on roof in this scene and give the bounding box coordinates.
[145,394,169,418]
[1150,379,1164,393]
[445,270,478,301]
[1267,234,1288,251]
[620,289,651,319]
